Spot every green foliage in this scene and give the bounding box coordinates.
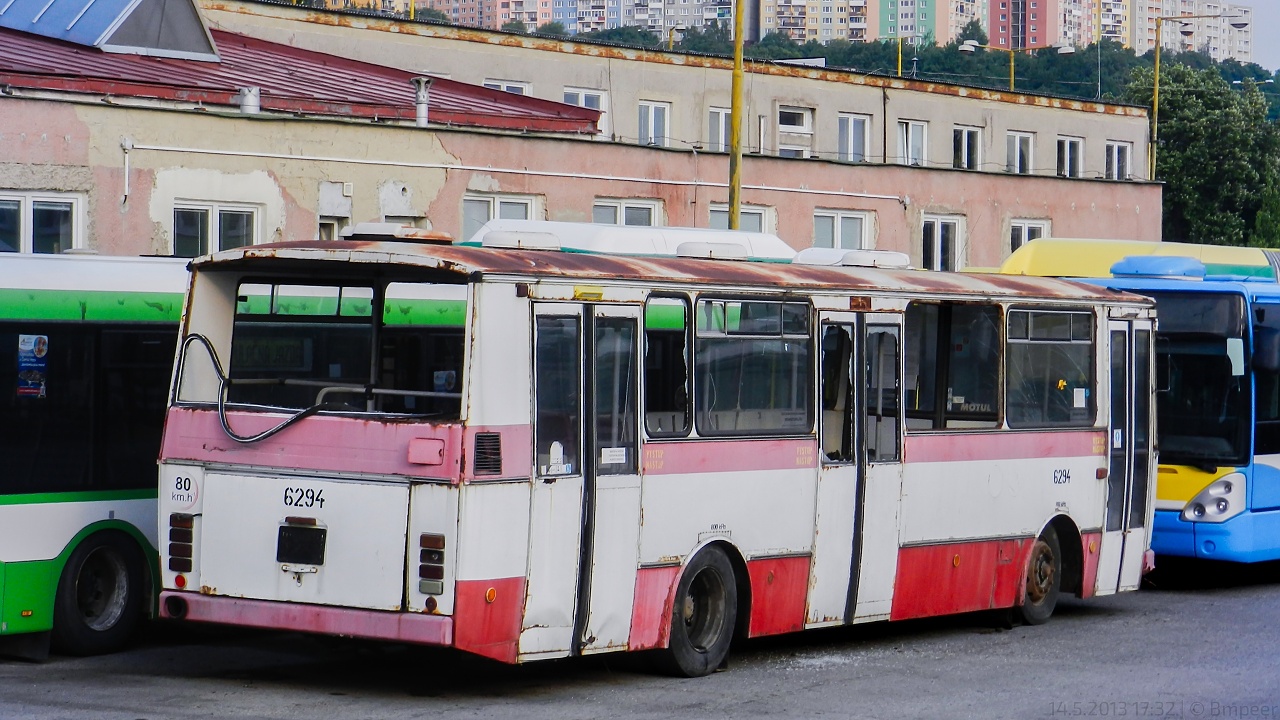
[414,6,450,23]
[1253,180,1280,248]
[676,23,733,55]
[500,20,527,33]
[1122,65,1280,246]
[578,25,660,48]
[956,19,987,46]
[535,21,569,36]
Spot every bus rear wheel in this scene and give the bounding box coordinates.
[51,533,145,656]
[1017,527,1061,626]
[658,546,738,678]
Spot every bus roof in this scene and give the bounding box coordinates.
[999,239,1277,280]
[0,253,188,322]
[464,220,798,262]
[197,240,1151,306]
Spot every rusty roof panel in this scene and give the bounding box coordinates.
[0,27,600,134]
[197,241,1151,305]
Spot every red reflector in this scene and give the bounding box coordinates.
[418,564,444,580]
[420,533,446,550]
[175,574,187,589]
[169,513,194,529]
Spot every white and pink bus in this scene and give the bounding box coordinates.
[156,222,1154,677]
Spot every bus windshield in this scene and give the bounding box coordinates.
[1148,291,1250,468]
[181,276,467,420]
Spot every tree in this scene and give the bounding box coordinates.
[676,23,732,55]
[747,32,802,60]
[1253,179,1280,248]
[956,19,987,47]
[535,21,568,36]
[500,19,527,33]
[1122,64,1280,246]
[415,6,450,23]
[578,26,659,48]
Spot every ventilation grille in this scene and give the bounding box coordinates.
[473,433,503,475]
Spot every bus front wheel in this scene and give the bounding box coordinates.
[51,533,145,656]
[1017,526,1061,626]
[658,546,738,678]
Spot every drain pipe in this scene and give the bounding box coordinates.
[412,77,432,128]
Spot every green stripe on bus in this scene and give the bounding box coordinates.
[1204,264,1276,280]
[0,488,158,506]
[383,300,466,326]
[0,289,183,322]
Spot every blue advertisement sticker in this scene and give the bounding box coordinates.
[18,334,48,398]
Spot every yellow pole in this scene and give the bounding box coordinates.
[728,0,745,229]
[897,35,903,77]
[1008,48,1015,90]
[1150,17,1163,179]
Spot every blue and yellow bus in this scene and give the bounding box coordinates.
[1002,239,1280,563]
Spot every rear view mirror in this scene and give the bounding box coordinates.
[1254,326,1280,374]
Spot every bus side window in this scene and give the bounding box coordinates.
[535,316,581,476]
[903,302,999,430]
[644,296,690,437]
[821,324,854,463]
[866,325,901,462]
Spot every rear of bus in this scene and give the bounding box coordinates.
[157,244,472,646]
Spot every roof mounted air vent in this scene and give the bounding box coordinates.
[338,223,453,244]
[793,247,912,269]
[675,241,750,261]
[479,231,562,251]
[1110,256,1205,280]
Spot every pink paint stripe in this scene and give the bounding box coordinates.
[642,438,818,475]
[159,591,453,646]
[905,430,1104,464]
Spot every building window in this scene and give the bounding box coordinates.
[462,194,535,242]
[1007,131,1033,174]
[708,106,732,153]
[778,145,809,158]
[953,126,981,170]
[564,87,609,136]
[1057,136,1083,178]
[710,205,767,232]
[921,215,963,271]
[594,198,662,226]
[483,79,530,94]
[173,204,256,258]
[897,120,927,166]
[813,210,868,250]
[777,106,813,134]
[0,191,81,254]
[1010,219,1049,254]
[838,113,870,163]
[1106,141,1132,180]
[638,101,670,147]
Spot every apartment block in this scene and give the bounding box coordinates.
[1132,1,1252,62]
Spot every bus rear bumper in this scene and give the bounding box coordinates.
[1152,509,1280,563]
[158,591,453,646]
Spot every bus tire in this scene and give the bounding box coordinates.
[51,532,145,656]
[658,546,738,678]
[1017,526,1061,626]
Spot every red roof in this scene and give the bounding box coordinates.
[0,27,600,134]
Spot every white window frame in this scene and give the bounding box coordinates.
[1010,218,1050,255]
[638,100,671,147]
[462,193,539,242]
[709,203,771,233]
[564,87,610,137]
[0,190,84,254]
[708,106,732,153]
[1057,136,1083,178]
[777,105,814,135]
[921,214,964,271]
[172,202,259,258]
[813,209,870,250]
[593,198,663,227]
[1105,141,1133,181]
[953,125,981,170]
[896,120,927,167]
[1007,131,1034,174]
[778,144,810,159]
[837,113,870,163]
[483,79,531,95]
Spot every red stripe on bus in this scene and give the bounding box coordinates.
[1080,531,1103,599]
[642,438,818,475]
[745,556,810,638]
[453,577,526,664]
[890,538,1032,621]
[904,430,1105,464]
[158,591,452,645]
[628,565,681,651]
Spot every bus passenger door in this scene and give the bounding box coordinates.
[576,306,642,655]
[523,305,588,657]
[1098,321,1154,595]
[854,319,903,620]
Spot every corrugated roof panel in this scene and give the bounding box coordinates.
[0,26,601,134]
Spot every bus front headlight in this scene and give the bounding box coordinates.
[1182,473,1246,523]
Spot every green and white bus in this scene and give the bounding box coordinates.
[0,253,185,658]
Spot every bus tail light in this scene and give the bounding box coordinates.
[169,513,195,573]
[419,533,446,595]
